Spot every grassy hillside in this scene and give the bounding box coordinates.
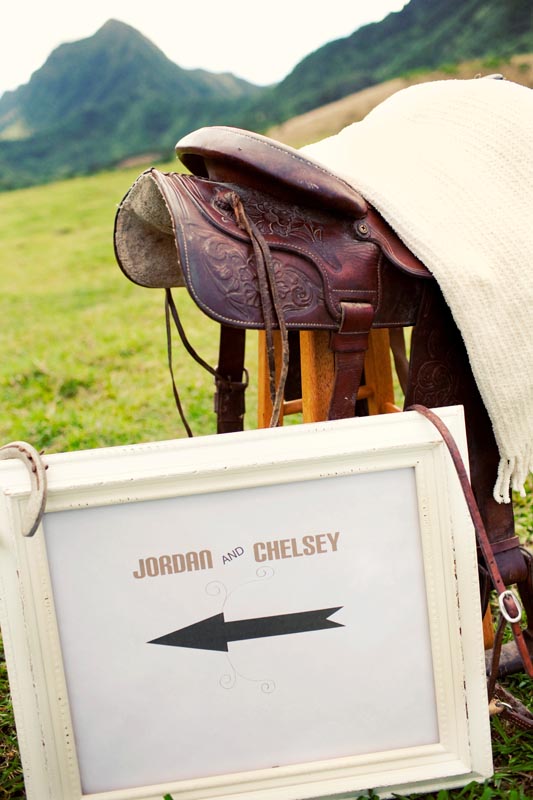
[262,0,533,123]
[267,54,533,147]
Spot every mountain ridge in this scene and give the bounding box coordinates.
[0,19,260,140]
[251,0,533,123]
[1,1,532,190]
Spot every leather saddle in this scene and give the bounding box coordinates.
[114,125,533,674]
[114,125,431,427]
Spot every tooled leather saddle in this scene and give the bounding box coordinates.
[115,126,430,428]
[114,125,533,676]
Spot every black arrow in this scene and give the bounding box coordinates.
[148,607,343,652]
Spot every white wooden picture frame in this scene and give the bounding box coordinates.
[0,406,492,800]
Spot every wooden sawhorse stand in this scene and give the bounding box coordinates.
[258,328,399,427]
[257,328,495,649]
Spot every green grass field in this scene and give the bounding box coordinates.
[0,166,531,799]
[0,162,262,454]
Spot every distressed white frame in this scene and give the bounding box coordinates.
[0,406,492,800]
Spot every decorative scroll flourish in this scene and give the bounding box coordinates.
[210,569,277,694]
[206,580,228,604]
[214,187,325,244]
[411,321,457,407]
[219,659,276,695]
[198,229,324,318]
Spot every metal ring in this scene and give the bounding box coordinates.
[498,589,523,624]
[495,700,514,711]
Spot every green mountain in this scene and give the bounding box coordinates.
[0,20,263,189]
[1,0,532,190]
[252,0,533,123]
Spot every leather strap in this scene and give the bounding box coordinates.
[490,536,521,554]
[215,326,247,434]
[166,189,291,433]
[490,683,533,731]
[408,402,533,737]
[408,404,533,680]
[226,191,289,428]
[165,291,194,437]
[328,302,375,420]
[165,289,219,437]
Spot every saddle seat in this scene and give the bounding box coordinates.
[176,125,368,219]
[176,126,430,281]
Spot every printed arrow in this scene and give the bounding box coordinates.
[148,607,343,652]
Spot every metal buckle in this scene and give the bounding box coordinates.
[498,589,523,624]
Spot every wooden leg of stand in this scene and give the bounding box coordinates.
[299,328,400,423]
[364,329,401,415]
[257,331,285,428]
[483,607,495,650]
[299,330,334,423]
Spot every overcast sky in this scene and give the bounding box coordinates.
[1,1,408,97]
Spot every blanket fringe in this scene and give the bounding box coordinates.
[495,445,533,504]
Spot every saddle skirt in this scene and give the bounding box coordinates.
[114,167,429,333]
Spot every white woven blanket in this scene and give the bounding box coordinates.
[301,77,533,502]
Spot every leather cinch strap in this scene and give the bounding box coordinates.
[408,404,533,730]
[215,326,248,434]
[328,302,374,420]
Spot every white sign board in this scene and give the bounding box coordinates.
[0,407,492,800]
